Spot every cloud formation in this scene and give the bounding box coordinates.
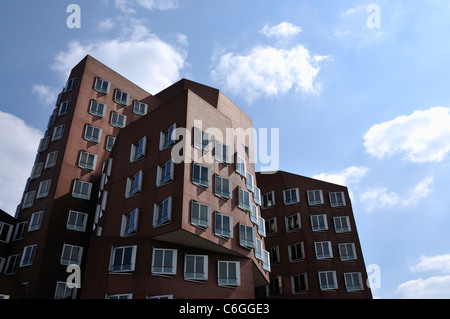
[260,22,302,38]
[313,166,368,186]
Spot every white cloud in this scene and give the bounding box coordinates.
[32,84,59,106]
[313,166,369,186]
[114,0,178,13]
[0,111,43,216]
[341,4,368,18]
[260,22,302,38]
[396,276,450,299]
[410,254,450,273]
[364,107,450,163]
[98,18,114,31]
[211,45,330,103]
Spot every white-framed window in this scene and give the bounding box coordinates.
[72,180,93,200]
[47,109,57,128]
[121,208,139,237]
[65,77,77,92]
[38,136,50,153]
[30,162,44,180]
[28,211,44,231]
[267,246,279,264]
[311,214,328,231]
[133,100,148,116]
[114,89,130,106]
[319,270,338,290]
[255,238,263,260]
[58,100,71,116]
[288,242,305,262]
[192,163,210,188]
[315,241,333,259]
[22,190,36,209]
[89,100,107,118]
[147,294,173,299]
[215,175,232,199]
[159,123,176,150]
[339,243,357,261]
[193,127,212,152]
[334,216,351,233]
[257,216,266,237]
[283,188,299,205]
[344,272,363,292]
[45,151,59,169]
[215,141,232,164]
[20,244,37,267]
[153,197,172,228]
[67,210,88,232]
[217,261,240,287]
[235,154,246,176]
[106,135,116,151]
[253,187,261,206]
[291,273,308,294]
[267,276,282,296]
[307,190,324,205]
[285,213,301,233]
[60,244,83,265]
[84,124,102,143]
[130,136,147,163]
[239,224,254,250]
[265,217,277,235]
[330,191,346,207]
[156,159,174,187]
[37,179,52,199]
[52,124,65,141]
[78,150,98,171]
[0,222,13,243]
[245,172,254,192]
[94,77,111,94]
[4,255,20,275]
[0,294,10,300]
[125,170,143,198]
[191,201,211,229]
[238,187,250,211]
[107,293,132,300]
[152,248,177,276]
[262,250,271,272]
[184,254,208,282]
[214,212,233,239]
[109,245,137,272]
[250,204,258,224]
[110,111,127,128]
[13,221,28,241]
[262,191,275,209]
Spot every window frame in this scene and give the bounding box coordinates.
[156,159,174,187]
[192,162,210,188]
[30,162,44,180]
[191,201,211,230]
[344,272,363,292]
[133,100,148,116]
[60,243,83,265]
[121,208,139,237]
[285,213,301,233]
[110,111,127,128]
[262,191,275,209]
[283,188,300,205]
[151,248,177,276]
[84,124,102,143]
[114,89,130,106]
[214,212,233,239]
[36,179,52,199]
[193,127,212,152]
[94,77,111,95]
[58,100,71,116]
[338,243,357,261]
[45,151,59,169]
[109,245,137,273]
[52,124,65,141]
[72,180,93,200]
[125,170,143,198]
[78,150,98,171]
[215,141,232,164]
[217,261,241,288]
[22,190,36,209]
[184,254,208,282]
[318,270,338,290]
[311,214,328,231]
[315,241,333,259]
[28,211,44,232]
[239,223,255,250]
[67,210,88,232]
[153,197,172,228]
[291,273,309,294]
[288,242,305,262]
[130,136,147,163]
[334,216,351,233]
[89,99,107,118]
[159,123,177,150]
[20,244,37,267]
[307,189,324,205]
[214,174,232,200]
[238,187,250,211]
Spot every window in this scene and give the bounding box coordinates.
[239,224,254,249]
[107,293,132,300]
[288,242,305,262]
[52,124,65,141]
[20,244,37,267]
[334,216,351,233]
[250,204,258,224]
[130,136,147,162]
[65,77,77,92]
[283,188,299,205]
[94,77,111,94]
[185,255,208,281]
[258,217,266,237]
[106,135,116,151]
[262,191,275,209]
[45,151,59,169]
[22,190,36,209]
[37,179,52,199]
[159,123,176,150]
[28,211,44,231]
[114,89,130,106]
[38,136,50,153]
[4,255,20,275]
[153,197,172,228]
[125,170,143,198]
[215,175,232,199]
[214,212,233,239]
[192,163,210,188]
[47,109,57,128]
[235,154,246,176]
[267,277,282,296]
[121,208,139,237]
[60,244,83,265]
[286,213,301,232]
[215,141,231,164]
[255,238,263,260]
[218,261,240,287]
[156,159,174,187]
[0,222,13,243]
[307,190,324,205]
[147,294,173,299]
[315,241,333,259]
[253,187,261,206]
[84,124,102,143]
[262,250,271,271]
[133,100,148,116]
[72,180,93,200]
[89,100,107,118]
[110,111,127,128]
[265,217,277,235]
[268,246,280,264]
[109,245,137,272]
[344,272,363,292]
[13,221,28,241]
[30,162,44,180]
[246,172,254,192]
[339,243,357,261]
[238,187,250,211]
[319,271,338,290]
[291,273,308,294]
[193,127,212,152]
[67,210,88,232]
[191,201,211,229]
[311,214,328,231]
[58,100,71,116]
[78,151,98,171]
[330,191,346,207]
[152,248,177,276]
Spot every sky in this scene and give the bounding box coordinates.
[1,0,450,299]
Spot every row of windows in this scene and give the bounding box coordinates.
[262,189,346,209]
[265,214,351,235]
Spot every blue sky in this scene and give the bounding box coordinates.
[1,0,450,299]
